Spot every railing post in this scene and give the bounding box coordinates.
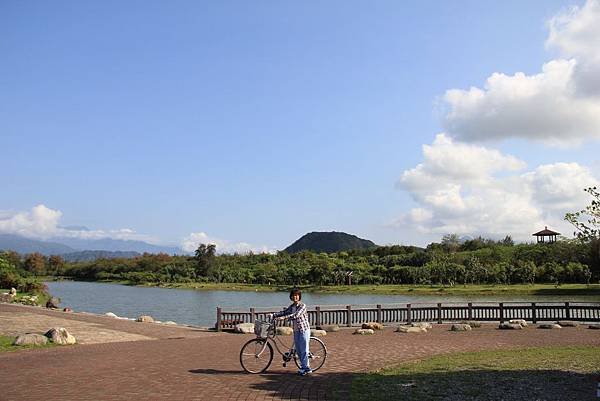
[216,307,222,332]
[346,305,352,327]
[468,302,473,320]
[499,302,504,323]
[437,303,442,324]
[532,302,537,324]
[250,307,255,323]
[377,304,382,324]
[565,302,570,320]
[316,306,321,327]
[407,303,412,324]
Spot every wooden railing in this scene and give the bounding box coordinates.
[215,302,600,331]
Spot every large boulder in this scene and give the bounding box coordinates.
[46,297,60,309]
[354,328,374,335]
[136,315,155,323]
[538,323,562,329]
[14,333,48,346]
[588,324,600,330]
[557,321,578,327]
[411,322,432,330]
[499,322,522,330]
[396,325,427,333]
[450,324,472,332]
[509,319,528,327]
[311,329,327,337]
[9,288,16,296]
[234,323,255,334]
[276,326,293,336]
[362,322,384,330]
[459,320,481,328]
[105,312,118,318]
[317,324,340,332]
[44,327,76,345]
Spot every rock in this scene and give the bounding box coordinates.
[317,324,340,332]
[9,288,16,296]
[234,322,255,334]
[411,322,432,329]
[499,322,522,330]
[362,322,384,330]
[459,320,481,328]
[538,323,562,329]
[105,312,118,318]
[396,325,427,333]
[451,324,472,332]
[588,324,600,330]
[276,326,293,336]
[44,327,76,345]
[62,307,73,313]
[509,319,528,327]
[136,315,155,323]
[14,333,48,346]
[354,328,374,335]
[46,297,60,309]
[163,321,177,325]
[311,329,327,337]
[557,321,578,327]
[18,295,38,306]
[0,293,13,303]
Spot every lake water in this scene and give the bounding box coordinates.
[45,281,599,327]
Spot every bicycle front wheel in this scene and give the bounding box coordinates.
[240,338,274,374]
[294,337,327,372]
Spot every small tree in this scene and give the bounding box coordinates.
[565,186,600,240]
[194,243,216,278]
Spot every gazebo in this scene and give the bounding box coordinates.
[532,226,560,243]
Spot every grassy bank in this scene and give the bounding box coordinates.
[139,282,600,296]
[350,345,600,401]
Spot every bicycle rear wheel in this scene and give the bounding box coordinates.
[294,337,327,372]
[240,338,274,373]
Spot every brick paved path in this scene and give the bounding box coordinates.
[1,303,599,400]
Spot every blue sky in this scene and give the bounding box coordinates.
[2,0,599,252]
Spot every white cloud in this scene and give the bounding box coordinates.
[0,204,158,243]
[395,137,599,241]
[181,232,276,254]
[442,0,600,145]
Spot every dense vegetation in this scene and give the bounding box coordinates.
[4,236,599,287]
[0,252,47,293]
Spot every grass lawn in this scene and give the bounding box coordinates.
[350,346,600,401]
[0,335,57,353]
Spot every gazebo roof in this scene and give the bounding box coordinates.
[532,226,561,236]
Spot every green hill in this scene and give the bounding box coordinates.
[284,231,377,253]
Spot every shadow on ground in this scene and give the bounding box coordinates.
[189,368,356,400]
[351,369,600,401]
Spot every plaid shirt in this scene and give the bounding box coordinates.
[273,302,310,333]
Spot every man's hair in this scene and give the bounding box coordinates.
[289,288,302,301]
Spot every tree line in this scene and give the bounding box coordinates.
[2,237,599,287]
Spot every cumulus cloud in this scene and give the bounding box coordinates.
[395,136,599,241]
[442,0,600,145]
[0,204,158,243]
[181,232,276,254]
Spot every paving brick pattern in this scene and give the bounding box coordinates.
[1,303,599,400]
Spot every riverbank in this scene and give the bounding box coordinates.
[132,281,600,296]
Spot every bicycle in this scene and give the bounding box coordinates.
[239,319,328,374]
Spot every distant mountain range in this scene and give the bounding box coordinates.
[0,233,183,257]
[284,231,377,253]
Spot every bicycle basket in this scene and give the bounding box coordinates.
[254,320,272,338]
